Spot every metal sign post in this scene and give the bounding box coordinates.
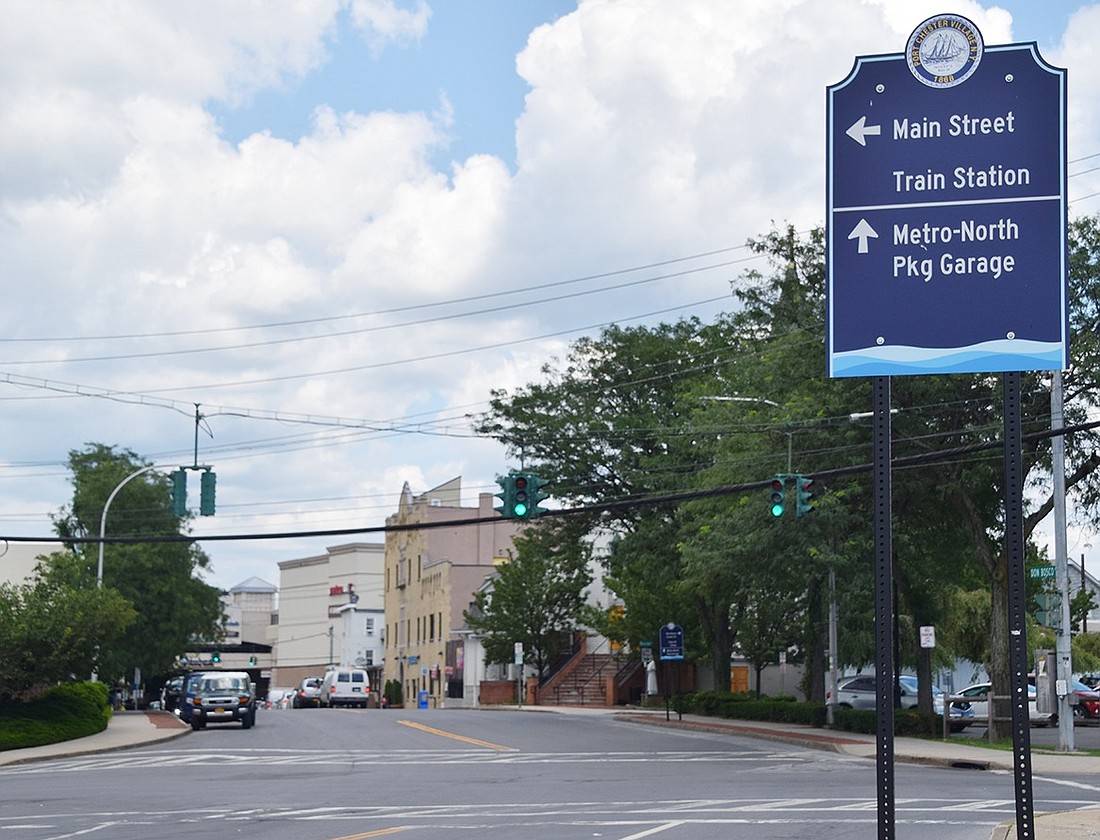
[827,14,1066,840]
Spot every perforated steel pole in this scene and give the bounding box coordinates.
[872,376,895,839]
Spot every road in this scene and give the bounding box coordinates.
[2,706,1099,839]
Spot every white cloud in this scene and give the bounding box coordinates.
[348,0,432,54]
[1,1,1098,590]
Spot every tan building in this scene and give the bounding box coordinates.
[384,477,523,708]
[274,542,385,692]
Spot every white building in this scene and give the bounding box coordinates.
[274,542,385,692]
[0,542,59,585]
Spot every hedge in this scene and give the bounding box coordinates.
[833,706,949,736]
[680,690,829,727]
[0,681,110,752]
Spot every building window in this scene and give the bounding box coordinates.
[365,617,375,635]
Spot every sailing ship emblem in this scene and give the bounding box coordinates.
[906,14,984,89]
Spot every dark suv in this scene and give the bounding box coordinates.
[180,672,257,730]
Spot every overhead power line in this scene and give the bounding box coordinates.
[8,417,1097,548]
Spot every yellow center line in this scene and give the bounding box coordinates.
[330,828,410,839]
[396,719,516,751]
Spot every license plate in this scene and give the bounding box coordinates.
[352,687,361,692]
[213,708,226,713]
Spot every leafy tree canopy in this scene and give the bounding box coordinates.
[47,444,225,682]
[464,518,593,678]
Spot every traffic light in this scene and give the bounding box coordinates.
[200,469,216,516]
[494,471,550,520]
[512,474,530,518]
[171,468,188,517]
[211,651,221,664]
[527,474,550,519]
[494,473,515,518]
[1035,591,1062,629]
[248,655,257,667]
[769,476,785,517]
[796,475,814,517]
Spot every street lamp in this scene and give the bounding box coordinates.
[91,463,161,682]
[97,464,161,589]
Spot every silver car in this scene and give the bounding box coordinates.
[831,674,974,730]
[953,682,1055,726]
[293,676,323,708]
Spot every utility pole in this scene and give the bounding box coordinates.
[1052,371,1074,752]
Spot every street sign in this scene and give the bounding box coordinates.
[659,623,684,661]
[826,16,1067,377]
[919,625,936,649]
[1028,565,1057,579]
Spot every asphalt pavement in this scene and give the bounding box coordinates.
[2,706,1098,839]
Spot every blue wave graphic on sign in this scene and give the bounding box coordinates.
[831,339,1065,377]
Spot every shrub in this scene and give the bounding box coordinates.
[383,679,403,707]
[0,681,110,752]
[680,691,828,727]
[833,706,942,736]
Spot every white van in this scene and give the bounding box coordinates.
[320,667,371,708]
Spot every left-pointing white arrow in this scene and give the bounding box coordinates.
[846,116,882,147]
[848,219,878,254]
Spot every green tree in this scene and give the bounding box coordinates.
[48,444,225,683]
[0,572,134,701]
[464,519,593,679]
[477,215,1100,720]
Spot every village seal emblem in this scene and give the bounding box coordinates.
[906,14,983,89]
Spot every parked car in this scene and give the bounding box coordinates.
[952,682,1055,726]
[320,667,371,708]
[1071,679,1100,720]
[265,687,294,709]
[179,671,257,730]
[829,674,974,730]
[293,677,323,708]
[1025,674,1100,722]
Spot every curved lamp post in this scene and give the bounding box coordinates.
[97,464,160,589]
[91,464,161,682]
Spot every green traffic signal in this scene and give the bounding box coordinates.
[796,475,814,517]
[200,469,216,516]
[770,477,785,517]
[513,474,529,517]
[527,474,550,518]
[493,474,512,517]
[494,471,551,520]
[171,468,188,517]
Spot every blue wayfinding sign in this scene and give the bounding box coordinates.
[659,623,684,661]
[826,15,1068,378]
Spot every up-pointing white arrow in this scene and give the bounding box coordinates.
[848,219,878,254]
[846,116,882,146]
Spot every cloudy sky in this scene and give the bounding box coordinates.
[2,0,1098,594]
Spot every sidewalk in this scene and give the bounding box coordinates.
[0,709,189,767]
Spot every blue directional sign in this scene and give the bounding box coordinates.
[659,623,684,661]
[826,16,1067,377]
